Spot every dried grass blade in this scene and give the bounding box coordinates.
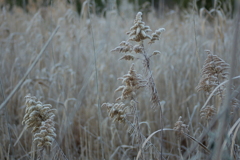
[201,75,240,110]
[136,128,210,160]
[182,132,210,154]
[136,128,173,160]
[0,26,60,111]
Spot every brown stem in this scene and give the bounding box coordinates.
[141,42,164,159]
[37,147,44,160]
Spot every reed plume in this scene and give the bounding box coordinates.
[115,64,146,101]
[200,105,216,121]
[196,50,230,97]
[22,94,56,159]
[102,11,165,159]
[34,118,56,147]
[173,116,189,138]
[22,94,56,136]
[101,102,127,123]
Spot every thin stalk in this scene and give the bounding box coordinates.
[0,79,13,157]
[87,4,104,159]
[177,139,184,160]
[141,43,164,160]
[50,0,55,64]
[192,0,201,72]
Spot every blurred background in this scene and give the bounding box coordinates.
[0,0,236,16]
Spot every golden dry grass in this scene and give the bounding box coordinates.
[0,1,240,160]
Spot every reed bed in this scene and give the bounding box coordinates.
[0,1,240,159]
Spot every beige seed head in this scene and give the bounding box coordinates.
[34,118,56,147]
[22,94,56,148]
[127,12,152,42]
[196,50,229,96]
[111,41,133,53]
[173,116,189,138]
[200,105,216,121]
[133,45,144,53]
[115,64,146,101]
[102,102,127,123]
[149,28,165,44]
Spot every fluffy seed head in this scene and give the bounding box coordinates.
[173,116,189,138]
[22,95,55,133]
[115,64,146,101]
[34,118,56,147]
[133,45,144,53]
[196,50,229,96]
[200,105,216,121]
[119,54,135,61]
[149,28,165,44]
[102,102,127,123]
[22,94,56,147]
[127,12,152,42]
[111,41,133,53]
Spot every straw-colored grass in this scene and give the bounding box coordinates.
[0,1,240,159]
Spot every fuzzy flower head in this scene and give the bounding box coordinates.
[173,116,189,138]
[34,118,56,147]
[115,64,146,101]
[22,95,54,133]
[111,41,133,53]
[22,94,56,147]
[196,50,230,96]
[200,105,216,121]
[127,12,152,42]
[149,28,165,44]
[102,102,127,123]
[22,95,55,133]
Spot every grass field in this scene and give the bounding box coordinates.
[0,1,240,159]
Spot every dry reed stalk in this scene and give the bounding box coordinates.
[195,50,238,158]
[102,11,166,159]
[183,75,240,159]
[111,11,165,108]
[195,50,240,125]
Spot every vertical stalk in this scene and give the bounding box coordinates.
[141,43,164,159]
[0,79,13,158]
[87,3,104,159]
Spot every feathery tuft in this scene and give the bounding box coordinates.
[102,102,127,123]
[200,105,216,121]
[127,12,152,42]
[111,41,133,53]
[115,64,146,101]
[22,94,56,148]
[34,118,56,147]
[149,28,165,44]
[196,50,230,96]
[173,116,189,138]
